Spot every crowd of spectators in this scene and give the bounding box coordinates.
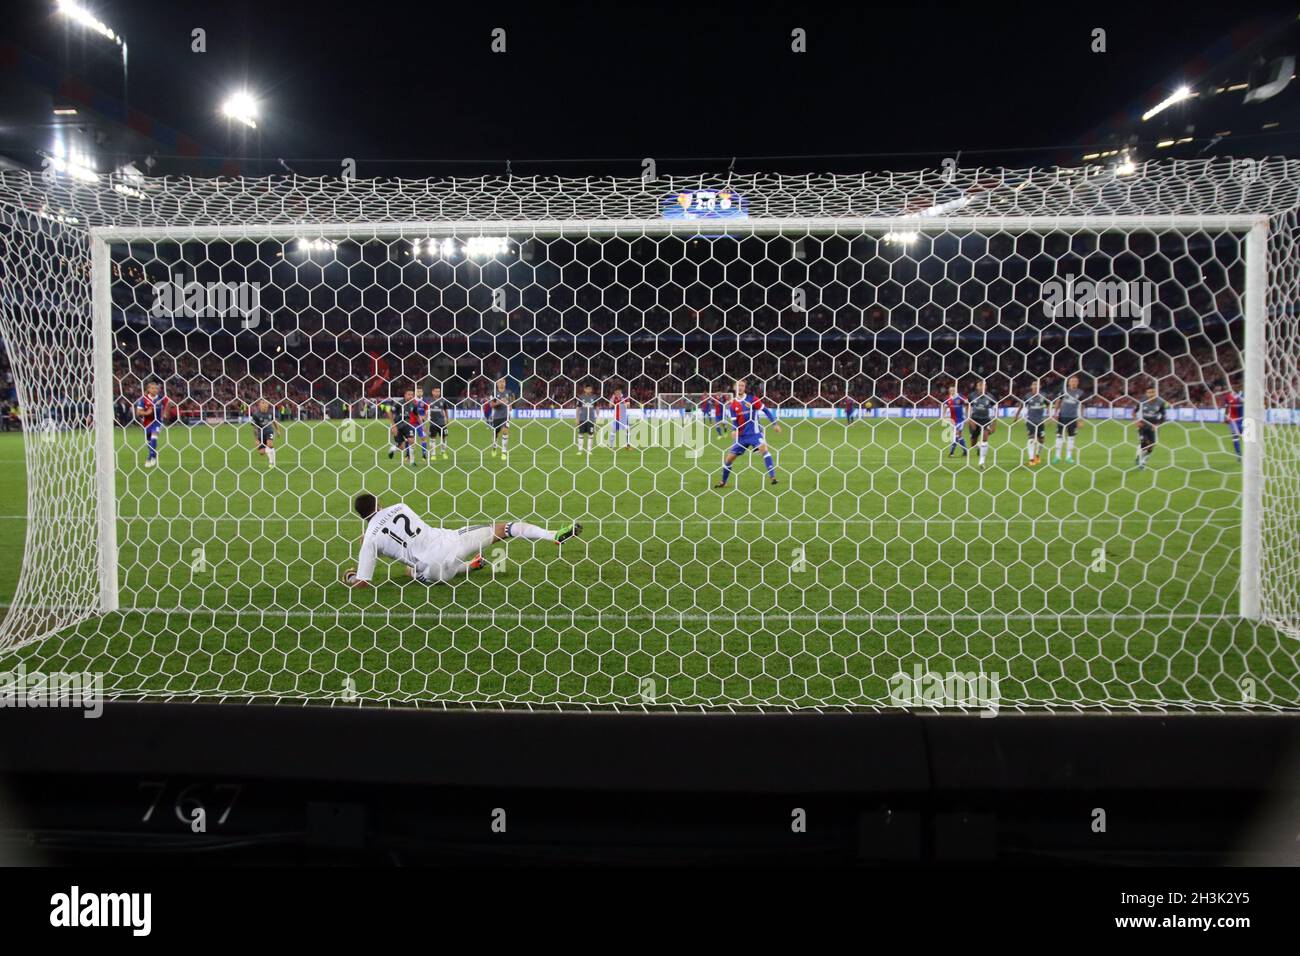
[0,334,1246,431]
[113,231,1241,343]
[0,233,1250,430]
[110,335,1241,420]
[104,232,1246,417]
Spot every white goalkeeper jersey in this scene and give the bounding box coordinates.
[355,503,437,583]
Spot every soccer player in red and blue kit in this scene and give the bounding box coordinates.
[699,394,715,427]
[715,379,781,487]
[701,394,726,434]
[406,388,432,461]
[134,381,171,468]
[1221,380,1243,459]
[942,384,968,457]
[842,393,857,424]
[700,392,728,435]
[609,385,632,449]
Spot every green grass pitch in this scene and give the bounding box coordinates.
[0,416,1296,710]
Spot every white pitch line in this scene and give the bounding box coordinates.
[98,605,1226,625]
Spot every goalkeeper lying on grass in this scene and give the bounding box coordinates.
[341,492,583,587]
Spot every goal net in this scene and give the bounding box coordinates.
[0,160,1298,712]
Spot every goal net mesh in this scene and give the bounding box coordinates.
[0,159,1298,712]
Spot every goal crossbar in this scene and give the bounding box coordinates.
[87,214,1269,244]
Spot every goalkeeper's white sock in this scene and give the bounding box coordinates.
[979,441,988,464]
[1027,439,1035,460]
[505,521,556,542]
[1067,437,1076,457]
[267,447,276,466]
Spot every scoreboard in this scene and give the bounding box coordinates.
[661,188,749,221]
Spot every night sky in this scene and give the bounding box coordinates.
[3,0,1297,176]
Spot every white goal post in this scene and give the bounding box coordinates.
[0,159,1297,711]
